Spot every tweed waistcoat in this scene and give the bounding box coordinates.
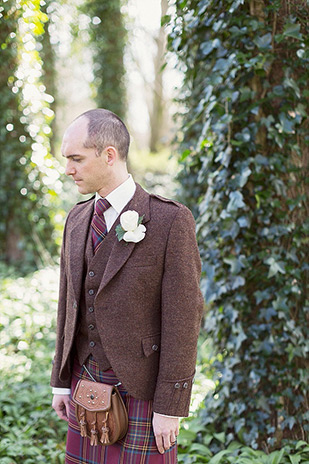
[74,226,111,371]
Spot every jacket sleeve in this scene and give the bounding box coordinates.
[50,214,71,388]
[153,205,204,416]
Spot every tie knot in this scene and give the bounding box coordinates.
[95,198,110,216]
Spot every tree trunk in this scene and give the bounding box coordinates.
[149,0,168,153]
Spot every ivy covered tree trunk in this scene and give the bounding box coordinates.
[168,0,309,451]
[0,0,25,263]
[149,0,168,153]
[0,0,59,271]
[83,0,126,119]
[39,0,58,156]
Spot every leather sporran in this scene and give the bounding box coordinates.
[73,378,128,446]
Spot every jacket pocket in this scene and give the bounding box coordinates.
[126,255,157,268]
[142,333,161,357]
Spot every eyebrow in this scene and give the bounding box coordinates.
[62,153,84,158]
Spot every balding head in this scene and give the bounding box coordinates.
[74,109,130,161]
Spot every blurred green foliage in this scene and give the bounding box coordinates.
[129,147,179,198]
[80,0,126,119]
[177,414,309,463]
[0,0,64,272]
[0,267,66,462]
[168,0,309,452]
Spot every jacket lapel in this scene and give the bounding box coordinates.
[69,197,94,301]
[97,184,151,295]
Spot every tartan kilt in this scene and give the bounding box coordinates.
[65,356,177,464]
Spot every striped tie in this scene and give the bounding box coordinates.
[91,198,111,253]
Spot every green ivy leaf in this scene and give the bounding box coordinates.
[115,224,125,241]
[265,257,286,277]
[283,23,303,40]
[253,33,272,50]
[277,113,295,134]
[227,191,246,212]
[200,41,214,56]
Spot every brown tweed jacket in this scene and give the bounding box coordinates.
[50,184,204,416]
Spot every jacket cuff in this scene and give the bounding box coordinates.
[50,359,71,389]
[153,372,195,417]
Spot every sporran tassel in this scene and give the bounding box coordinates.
[79,408,87,437]
[100,424,110,445]
[90,413,98,446]
[100,412,110,445]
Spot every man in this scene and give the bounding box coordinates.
[51,109,204,463]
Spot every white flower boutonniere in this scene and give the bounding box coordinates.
[116,210,146,243]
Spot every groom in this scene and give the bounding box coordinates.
[51,108,203,463]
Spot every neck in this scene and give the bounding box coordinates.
[97,168,129,198]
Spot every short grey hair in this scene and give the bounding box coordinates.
[78,108,130,160]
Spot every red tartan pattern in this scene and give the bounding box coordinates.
[65,357,177,464]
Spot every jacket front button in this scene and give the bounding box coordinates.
[73,301,77,309]
[88,307,94,313]
[89,341,95,348]
[88,324,95,330]
[183,382,188,389]
[89,289,94,295]
[152,344,159,351]
[89,271,95,277]
[174,383,180,389]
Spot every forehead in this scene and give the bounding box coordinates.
[61,117,89,155]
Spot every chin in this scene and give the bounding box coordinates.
[78,186,94,195]
[77,185,87,194]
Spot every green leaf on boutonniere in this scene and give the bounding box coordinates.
[138,215,144,225]
[115,224,126,241]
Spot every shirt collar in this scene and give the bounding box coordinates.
[95,174,136,214]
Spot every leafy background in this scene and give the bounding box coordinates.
[167,0,309,455]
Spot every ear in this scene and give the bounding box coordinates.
[104,146,118,166]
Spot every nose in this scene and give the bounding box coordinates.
[65,159,76,177]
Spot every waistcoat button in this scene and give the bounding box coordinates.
[89,341,95,348]
[89,271,95,277]
[88,324,95,330]
[152,344,159,351]
[88,307,94,313]
[89,289,94,295]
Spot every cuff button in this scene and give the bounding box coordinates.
[174,382,180,388]
[183,382,188,388]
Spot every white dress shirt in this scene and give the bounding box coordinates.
[96,174,136,232]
